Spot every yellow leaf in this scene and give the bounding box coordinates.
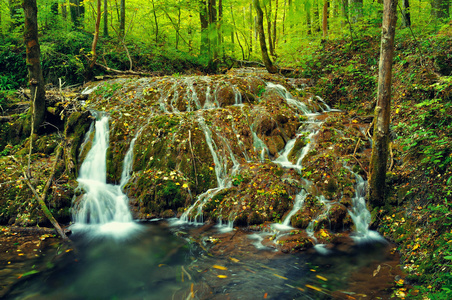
[213,265,228,270]
[229,257,240,263]
[412,244,419,250]
[175,182,180,185]
[272,273,288,280]
[306,284,322,292]
[158,264,166,267]
[182,183,188,188]
[316,275,328,281]
[217,275,228,278]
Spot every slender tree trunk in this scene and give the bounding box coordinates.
[208,0,218,60]
[402,0,411,27]
[249,4,253,54]
[151,0,159,43]
[120,0,125,37]
[368,0,398,207]
[218,0,223,57]
[103,0,108,37]
[86,0,101,79]
[23,0,46,130]
[272,0,278,52]
[200,0,209,56]
[323,0,329,39]
[231,3,245,59]
[282,0,286,37]
[253,0,277,73]
[263,1,274,56]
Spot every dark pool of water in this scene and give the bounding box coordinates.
[4,221,394,300]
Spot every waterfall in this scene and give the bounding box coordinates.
[72,114,140,238]
[347,171,386,243]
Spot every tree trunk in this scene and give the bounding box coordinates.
[151,0,159,43]
[120,0,125,37]
[402,0,411,27]
[200,0,209,56]
[263,1,274,56]
[86,0,102,79]
[272,0,278,52]
[368,0,398,207]
[253,0,277,73]
[208,0,218,60]
[322,0,329,39]
[103,0,108,37]
[230,3,245,60]
[23,0,46,130]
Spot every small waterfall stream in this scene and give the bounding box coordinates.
[347,168,386,243]
[71,114,140,238]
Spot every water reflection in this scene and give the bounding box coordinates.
[6,222,396,300]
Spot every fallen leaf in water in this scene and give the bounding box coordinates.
[316,275,328,281]
[229,257,239,263]
[158,264,166,267]
[296,287,305,292]
[272,273,288,280]
[305,284,322,292]
[373,265,381,277]
[264,292,268,298]
[213,265,228,270]
[191,283,195,298]
[217,275,228,278]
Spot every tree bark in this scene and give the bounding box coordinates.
[103,0,108,37]
[23,0,46,130]
[200,0,209,56]
[272,0,278,53]
[120,0,125,37]
[368,0,398,207]
[402,0,411,27]
[253,0,277,73]
[322,0,329,39]
[151,0,159,43]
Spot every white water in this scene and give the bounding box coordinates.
[177,115,232,224]
[72,115,140,238]
[347,171,386,243]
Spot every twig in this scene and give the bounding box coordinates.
[353,138,361,156]
[11,155,68,240]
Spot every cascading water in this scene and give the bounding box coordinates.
[71,114,140,238]
[347,170,386,243]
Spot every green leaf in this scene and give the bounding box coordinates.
[21,270,39,277]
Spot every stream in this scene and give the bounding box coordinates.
[2,70,402,299]
[5,221,398,300]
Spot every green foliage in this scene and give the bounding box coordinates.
[0,37,27,90]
